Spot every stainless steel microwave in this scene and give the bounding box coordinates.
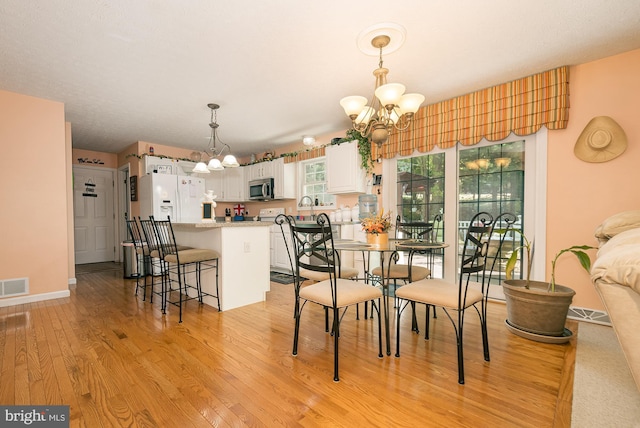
[248,177,275,200]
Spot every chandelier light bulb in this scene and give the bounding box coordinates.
[374,83,406,107]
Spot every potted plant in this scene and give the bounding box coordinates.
[340,129,375,174]
[361,209,392,247]
[499,229,595,341]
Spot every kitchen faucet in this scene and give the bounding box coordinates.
[298,195,315,220]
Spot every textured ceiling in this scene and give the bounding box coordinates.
[1,0,640,158]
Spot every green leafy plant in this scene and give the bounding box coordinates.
[500,229,594,291]
[340,129,375,174]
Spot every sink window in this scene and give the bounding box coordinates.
[299,157,335,209]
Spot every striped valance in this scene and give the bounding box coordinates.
[376,66,570,159]
[283,146,325,163]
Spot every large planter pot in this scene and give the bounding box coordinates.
[503,279,576,339]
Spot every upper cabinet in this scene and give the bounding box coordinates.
[272,157,296,199]
[223,167,246,201]
[326,140,367,194]
[204,166,245,202]
[248,161,274,180]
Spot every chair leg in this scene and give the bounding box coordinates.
[395,301,403,358]
[481,303,490,362]
[424,304,431,340]
[376,299,383,358]
[333,307,340,382]
[292,301,301,356]
[456,314,465,385]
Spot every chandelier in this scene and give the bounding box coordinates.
[192,103,239,173]
[340,31,424,149]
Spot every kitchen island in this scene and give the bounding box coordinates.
[171,221,272,311]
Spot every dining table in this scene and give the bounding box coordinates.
[333,238,449,356]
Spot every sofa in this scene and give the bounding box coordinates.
[591,210,640,391]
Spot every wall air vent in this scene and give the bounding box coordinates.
[0,277,29,297]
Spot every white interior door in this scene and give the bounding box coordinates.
[73,166,116,264]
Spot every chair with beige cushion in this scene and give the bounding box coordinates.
[395,212,516,384]
[150,216,220,322]
[277,213,383,382]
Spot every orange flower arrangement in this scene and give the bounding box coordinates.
[361,209,392,235]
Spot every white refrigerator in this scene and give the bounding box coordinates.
[139,173,205,222]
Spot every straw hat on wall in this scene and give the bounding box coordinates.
[574,116,627,163]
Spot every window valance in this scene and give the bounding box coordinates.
[376,66,569,159]
[283,146,325,163]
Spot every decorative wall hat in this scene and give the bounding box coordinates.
[574,116,627,163]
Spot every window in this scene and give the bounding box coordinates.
[387,131,544,295]
[458,141,524,223]
[396,153,445,223]
[459,140,525,284]
[299,157,335,208]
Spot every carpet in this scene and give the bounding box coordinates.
[270,271,295,284]
[572,322,640,427]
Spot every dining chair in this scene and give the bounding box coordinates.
[277,213,383,382]
[394,212,517,384]
[125,218,149,300]
[275,215,361,330]
[150,216,221,322]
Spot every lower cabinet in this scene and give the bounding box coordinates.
[270,224,292,272]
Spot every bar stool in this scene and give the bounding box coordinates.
[125,218,149,299]
[151,216,221,322]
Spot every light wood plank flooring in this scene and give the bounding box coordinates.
[0,266,575,427]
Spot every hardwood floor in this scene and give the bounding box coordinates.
[0,267,575,427]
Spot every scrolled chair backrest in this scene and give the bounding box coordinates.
[460,212,495,276]
[485,212,518,286]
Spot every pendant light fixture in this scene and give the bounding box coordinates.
[340,24,424,149]
[192,103,239,173]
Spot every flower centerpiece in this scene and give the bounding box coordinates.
[361,209,392,247]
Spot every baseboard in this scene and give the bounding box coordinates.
[69,277,77,285]
[0,290,71,308]
[567,306,611,325]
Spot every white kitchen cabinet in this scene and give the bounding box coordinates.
[223,166,245,201]
[249,161,274,180]
[272,157,296,199]
[204,166,245,202]
[326,140,367,194]
[270,224,293,272]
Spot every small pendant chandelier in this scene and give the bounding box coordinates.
[192,103,239,173]
[340,25,424,149]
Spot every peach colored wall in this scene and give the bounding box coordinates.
[72,148,118,168]
[66,123,75,280]
[547,48,640,309]
[0,90,69,299]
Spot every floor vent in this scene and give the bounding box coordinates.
[568,306,611,325]
[0,277,29,297]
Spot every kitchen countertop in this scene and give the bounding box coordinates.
[174,221,272,228]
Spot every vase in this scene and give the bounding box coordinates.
[367,232,389,248]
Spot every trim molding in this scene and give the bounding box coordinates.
[0,290,71,308]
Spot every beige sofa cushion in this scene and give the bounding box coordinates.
[591,244,640,294]
[597,228,640,257]
[595,210,640,243]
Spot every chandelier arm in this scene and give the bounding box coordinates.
[393,113,415,132]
